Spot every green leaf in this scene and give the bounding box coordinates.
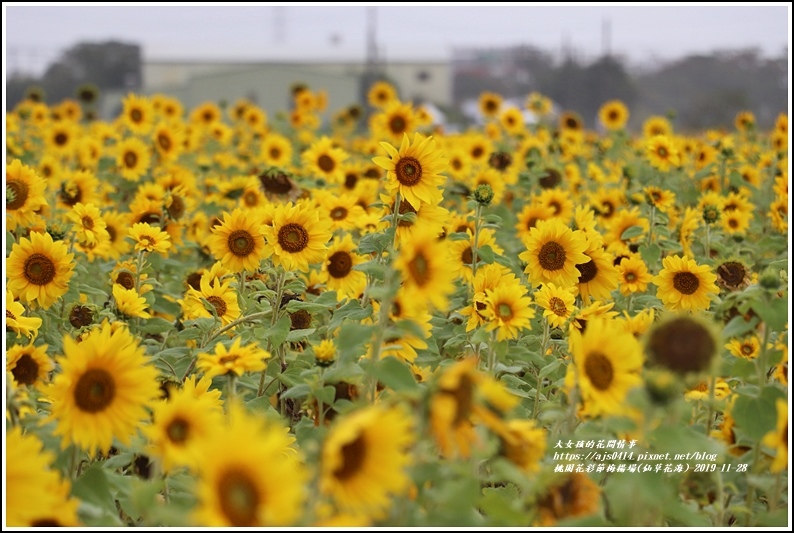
[329,299,372,330]
[375,356,418,392]
[639,242,661,266]
[447,231,470,241]
[280,383,311,400]
[286,327,315,342]
[72,463,122,522]
[732,392,779,440]
[476,244,495,264]
[258,314,291,347]
[358,231,392,255]
[751,296,789,332]
[353,260,387,281]
[337,323,375,362]
[620,225,645,240]
[136,317,175,334]
[314,384,337,405]
[722,314,761,339]
[479,485,526,526]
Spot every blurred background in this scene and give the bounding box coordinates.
[4,4,790,131]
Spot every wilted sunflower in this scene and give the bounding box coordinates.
[394,224,454,311]
[598,100,629,131]
[207,208,271,272]
[653,255,719,312]
[570,316,643,418]
[7,231,75,309]
[263,201,333,272]
[303,136,349,184]
[48,322,161,455]
[7,342,53,387]
[6,158,48,232]
[5,290,43,339]
[193,402,307,527]
[519,218,590,288]
[373,132,448,210]
[320,405,415,518]
[196,337,271,379]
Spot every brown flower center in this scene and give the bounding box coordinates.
[488,152,512,171]
[317,154,335,173]
[130,109,143,123]
[407,252,431,286]
[625,272,637,282]
[395,157,422,186]
[448,373,474,425]
[539,168,562,189]
[11,354,39,385]
[672,272,700,295]
[277,223,309,253]
[116,271,135,290]
[157,133,171,152]
[23,253,56,286]
[584,352,613,391]
[167,196,186,220]
[333,434,367,481]
[124,151,138,169]
[54,132,68,146]
[397,201,418,227]
[166,416,190,444]
[259,171,293,195]
[74,368,116,412]
[330,207,348,221]
[327,251,352,278]
[549,296,568,317]
[461,246,474,265]
[69,305,94,328]
[269,147,281,160]
[186,272,203,290]
[6,179,29,210]
[207,296,227,317]
[289,309,311,330]
[576,259,597,284]
[389,116,407,134]
[538,242,566,271]
[228,230,255,257]
[218,468,261,527]
[81,215,94,230]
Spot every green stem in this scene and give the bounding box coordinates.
[203,310,271,347]
[227,374,237,405]
[769,470,783,512]
[647,205,656,245]
[534,319,551,419]
[705,374,716,435]
[756,323,771,387]
[134,249,145,293]
[471,202,483,279]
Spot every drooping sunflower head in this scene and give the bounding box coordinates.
[645,313,719,378]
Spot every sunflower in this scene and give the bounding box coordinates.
[761,399,788,473]
[116,137,151,181]
[121,93,155,134]
[478,91,503,119]
[67,202,110,246]
[653,255,719,312]
[394,224,455,311]
[534,282,578,329]
[112,284,152,319]
[152,121,185,161]
[193,402,307,527]
[646,134,681,171]
[206,208,270,272]
[316,192,366,232]
[448,227,504,283]
[47,322,161,455]
[559,111,584,132]
[7,231,75,309]
[535,187,574,224]
[575,238,619,304]
[536,473,601,526]
[367,80,399,109]
[482,283,535,341]
[683,378,731,402]
[721,209,751,235]
[598,100,629,131]
[370,101,417,143]
[499,106,526,136]
[45,120,77,158]
[497,419,547,473]
[381,193,449,247]
[725,335,760,360]
[6,158,48,231]
[303,136,349,184]
[7,341,53,387]
[128,222,172,254]
[197,337,270,380]
[190,101,222,126]
[320,405,415,517]
[6,290,43,339]
[144,383,224,473]
[642,116,673,138]
[515,203,555,242]
[260,132,294,167]
[459,263,518,332]
[617,255,653,296]
[263,201,333,272]
[5,427,81,527]
[182,275,242,326]
[519,218,590,288]
[320,234,367,301]
[373,132,447,210]
[570,316,643,417]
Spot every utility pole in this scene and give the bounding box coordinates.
[602,18,611,58]
[360,7,379,110]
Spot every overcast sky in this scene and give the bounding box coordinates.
[4,3,791,77]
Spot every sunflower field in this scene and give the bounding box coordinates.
[4,84,789,527]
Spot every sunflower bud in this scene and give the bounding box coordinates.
[473,183,494,206]
[702,205,721,225]
[759,269,781,291]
